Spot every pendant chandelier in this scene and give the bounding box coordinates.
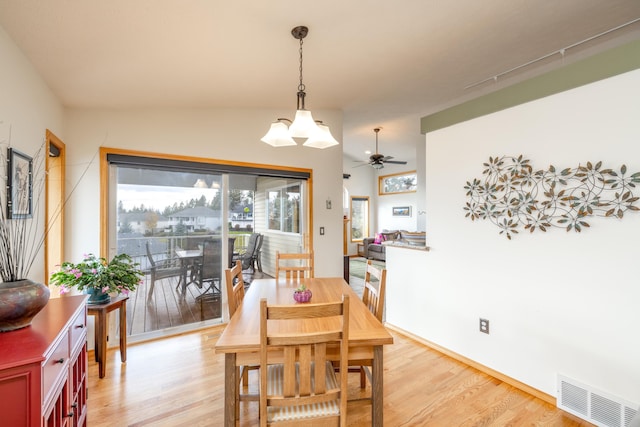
[261,26,339,149]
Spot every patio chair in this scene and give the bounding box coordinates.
[192,239,223,296]
[145,242,185,303]
[232,233,263,272]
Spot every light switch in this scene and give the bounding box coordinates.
[320,227,325,235]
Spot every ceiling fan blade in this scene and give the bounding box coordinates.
[352,162,370,168]
[385,160,408,164]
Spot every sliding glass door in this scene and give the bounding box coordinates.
[110,165,226,337]
[104,151,312,340]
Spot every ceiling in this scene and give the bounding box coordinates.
[1,1,639,164]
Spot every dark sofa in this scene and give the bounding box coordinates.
[362,230,426,261]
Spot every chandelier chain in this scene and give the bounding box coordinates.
[298,37,305,92]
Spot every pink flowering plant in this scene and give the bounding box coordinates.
[49,253,143,296]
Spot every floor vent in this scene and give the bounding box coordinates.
[558,374,639,427]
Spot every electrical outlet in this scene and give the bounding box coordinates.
[479,318,490,334]
[319,226,325,235]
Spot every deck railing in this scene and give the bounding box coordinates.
[118,232,252,272]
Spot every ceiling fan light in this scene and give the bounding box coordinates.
[261,121,297,147]
[303,122,339,149]
[289,109,320,138]
[372,162,384,170]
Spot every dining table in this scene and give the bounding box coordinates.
[214,276,394,426]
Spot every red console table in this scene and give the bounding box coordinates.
[0,295,88,427]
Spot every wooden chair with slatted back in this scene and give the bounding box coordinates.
[225,260,245,319]
[224,260,259,410]
[260,295,349,427]
[352,260,387,390]
[274,251,314,280]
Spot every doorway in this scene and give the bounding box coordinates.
[45,130,65,294]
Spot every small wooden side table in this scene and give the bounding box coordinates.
[87,295,128,378]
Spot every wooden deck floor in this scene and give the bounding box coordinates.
[126,271,268,337]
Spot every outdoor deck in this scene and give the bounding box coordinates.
[125,270,267,336]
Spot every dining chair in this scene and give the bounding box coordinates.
[145,241,184,303]
[224,260,259,413]
[350,260,386,391]
[259,295,349,426]
[274,250,314,280]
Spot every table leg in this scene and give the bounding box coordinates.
[224,353,237,427]
[372,345,383,427]
[119,301,127,363]
[94,323,99,363]
[98,311,107,379]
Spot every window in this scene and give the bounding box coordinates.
[379,170,417,195]
[350,196,369,242]
[267,183,301,233]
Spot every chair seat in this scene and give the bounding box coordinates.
[266,361,340,423]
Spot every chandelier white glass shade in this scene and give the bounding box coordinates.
[303,121,340,149]
[261,26,339,149]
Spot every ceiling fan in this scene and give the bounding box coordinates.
[354,128,407,169]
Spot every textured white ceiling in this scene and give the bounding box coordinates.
[0,1,639,162]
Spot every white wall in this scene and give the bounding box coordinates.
[62,107,344,278]
[387,69,640,404]
[0,24,64,283]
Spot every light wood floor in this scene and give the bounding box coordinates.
[86,325,593,426]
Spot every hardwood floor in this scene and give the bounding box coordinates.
[87,325,593,426]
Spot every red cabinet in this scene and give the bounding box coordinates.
[0,295,88,427]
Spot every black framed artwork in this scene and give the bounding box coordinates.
[7,148,33,219]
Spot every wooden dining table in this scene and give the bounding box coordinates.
[214,276,394,426]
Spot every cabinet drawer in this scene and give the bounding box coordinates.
[42,331,69,407]
[69,309,87,352]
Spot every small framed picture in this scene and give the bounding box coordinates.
[7,148,33,219]
[392,206,411,217]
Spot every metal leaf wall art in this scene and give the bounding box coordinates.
[464,155,640,239]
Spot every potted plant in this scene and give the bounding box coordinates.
[49,253,144,304]
[293,283,312,303]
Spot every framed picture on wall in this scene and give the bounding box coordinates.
[392,206,411,217]
[7,148,33,219]
[379,170,417,195]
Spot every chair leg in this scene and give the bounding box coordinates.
[147,274,155,303]
[241,365,249,389]
[256,254,262,272]
[360,366,367,389]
